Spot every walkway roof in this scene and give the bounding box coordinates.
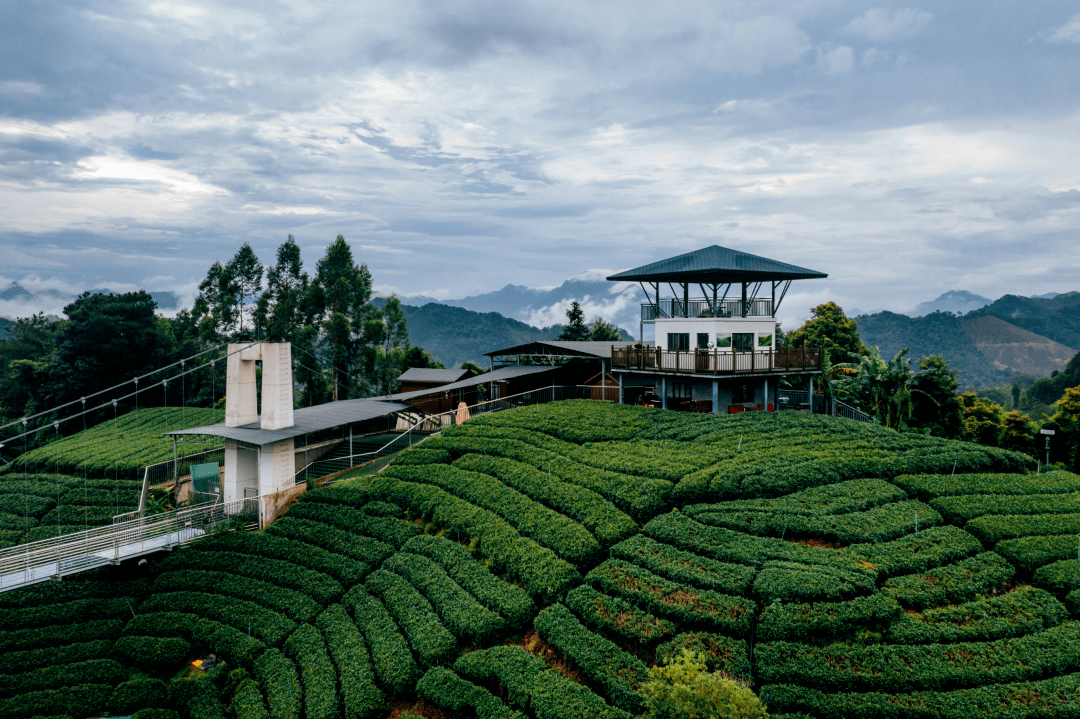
[606,245,827,284]
[386,365,556,402]
[397,367,472,384]
[484,340,629,359]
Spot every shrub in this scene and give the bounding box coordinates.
[166,678,224,719]
[654,633,750,680]
[882,552,1015,609]
[134,709,179,719]
[966,513,1080,545]
[0,640,113,675]
[364,569,457,668]
[114,636,191,671]
[190,619,266,669]
[894,471,1080,500]
[1068,589,1080,617]
[283,625,339,719]
[0,683,112,719]
[608,534,754,595]
[566,585,676,644]
[0,493,53,517]
[360,500,404,517]
[752,561,876,603]
[383,552,507,643]
[112,678,167,714]
[451,453,638,546]
[1032,559,1080,595]
[159,549,342,604]
[685,478,908,516]
[401,535,535,628]
[0,619,123,653]
[254,649,301,719]
[153,570,320,623]
[639,650,766,719]
[0,659,124,699]
[0,577,151,609]
[886,585,1068,643]
[585,560,753,635]
[140,592,295,646]
[850,525,983,576]
[315,605,386,719]
[192,531,370,587]
[416,666,521,719]
[229,679,268,719]
[5,597,133,631]
[391,448,451,466]
[932,492,1080,523]
[342,587,420,695]
[266,517,393,567]
[292,489,422,548]
[534,604,647,713]
[381,464,602,565]
[756,593,902,642]
[995,534,1080,572]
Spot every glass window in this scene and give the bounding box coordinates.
[667,333,690,351]
[733,333,754,351]
[673,382,693,399]
[732,382,753,403]
[758,334,773,347]
[697,333,710,350]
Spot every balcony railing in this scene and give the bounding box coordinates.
[611,347,821,374]
[641,298,773,320]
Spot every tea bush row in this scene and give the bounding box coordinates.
[139,591,295,646]
[283,624,338,719]
[895,471,1080,500]
[882,552,1014,609]
[0,619,123,653]
[342,588,420,695]
[608,534,755,595]
[932,492,1080,524]
[315,605,386,719]
[995,534,1080,572]
[254,648,301,719]
[416,666,522,719]
[265,517,394,567]
[0,658,124,699]
[364,569,457,668]
[756,593,902,642]
[686,478,908,517]
[654,632,750,680]
[753,561,876,603]
[192,531,370,586]
[285,500,420,550]
[152,570,320,623]
[565,585,676,644]
[966,513,1080,545]
[886,586,1067,643]
[159,549,342,604]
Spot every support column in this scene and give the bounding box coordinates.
[259,437,296,497]
[661,376,667,410]
[712,379,719,415]
[223,440,258,503]
[618,374,623,405]
[225,343,259,427]
[260,342,294,430]
[764,378,769,412]
[807,375,814,413]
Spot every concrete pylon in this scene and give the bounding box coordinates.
[260,343,294,430]
[225,343,260,427]
[224,342,294,429]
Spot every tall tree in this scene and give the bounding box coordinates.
[225,243,264,336]
[558,301,590,341]
[1048,386,1080,472]
[590,317,622,341]
[255,235,310,342]
[835,346,920,430]
[311,235,373,400]
[908,355,964,439]
[192,260,239,342]
[378,296,409,394]
[787,302,868,362]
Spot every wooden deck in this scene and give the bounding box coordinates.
[611,347,821,374]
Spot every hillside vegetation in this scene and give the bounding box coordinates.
[4,401,1080,719]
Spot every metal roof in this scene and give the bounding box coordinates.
[606,245,827,284]
[167,398,412,446]
[484,340,626,359]
[397,368,472,384]
[387,365,557,402]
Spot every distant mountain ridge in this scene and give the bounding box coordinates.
[0,282,180,314]
[907,290,993,317]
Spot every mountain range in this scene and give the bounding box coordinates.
[0,282,180,317]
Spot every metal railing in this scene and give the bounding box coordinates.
[776,389,874,423]
[612,347,821,374]
[0,496,258,592]
[642,298,773,320]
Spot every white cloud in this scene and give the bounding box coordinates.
[1046,14,1080,43]
[73,156,227,195]
[844,8,933,41]
[821,46,855,75]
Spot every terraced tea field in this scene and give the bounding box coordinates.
[1,400,1077,719]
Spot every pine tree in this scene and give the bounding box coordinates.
[225,243,264,336]
[590,317,622,341]
[558,301,590,341]
[255,236,310,342]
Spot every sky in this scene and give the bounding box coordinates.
[3,0,1080,330]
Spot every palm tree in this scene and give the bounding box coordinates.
[834,347,928,430]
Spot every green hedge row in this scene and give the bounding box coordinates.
[1069,589,1080,617]
[166,677,224,719]
[0,683,112,719]
[966,513,1080,545]
[458,399,650,443]
[883,552,1014,609]
[229,679,268,719]
[416,666,522,719]
[140,591,295,646]
[265,517,394,567]
[112,678,167,715]
[292,488,422,548]
[585,560,753,635]
[0,659,124,699]
[0,494,53,517]
[566,585,676,644]
[193,531,370,587]
[932,492,1080,524]
[342,588,420,695]
[23,525,85,542]
[160,549,342,605]
[850,525,983,577]
[643,511,871,575]
[692,499,940,544]
[0,512,27,530]
[254,649,301,719]
[886,586,1067,643]
[118,612,266,668]
[392,448,452,466]
[0,476,68,497]
[359,500,403,517]
[315,605,387,719]
[1033,559,1080,594]
[153,570,320,623]
[400,535,535,629]
[61,487,141,507]
[5,596,134,631]
[40,505,127,526]
[757,621,1080,692]
[995,534,1080,572]
[283,624,339,719]
[364,476,580,601]
[895,471,1080,500]
[753,561,876,603]
[686,478,908,517]
[534,604,646,714]
[365,569,458,668]
[427,434,671,519]
[608,534,754,595]
[654,632,750,680]
[0,640,113,675]
[381,464,602,565]
[453,645,632,719]
[114,635,191,672]
[0,619,123,653]
[756,593,902,642]
[383,552,507,643]
[761,671,1080,719]
[452,453,638,546]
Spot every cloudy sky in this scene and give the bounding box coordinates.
[3,0,1080,327]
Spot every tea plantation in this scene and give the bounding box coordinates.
[2,400,1079,719]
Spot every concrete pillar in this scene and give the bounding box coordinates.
[712,379,719,415]
[260,343,294,430]
[764,378,769,412]
[226,343,259,427]
[661,376,667,410]
[618,373,623,404]
[807,375,814,412]
[223,440,258,503]
[259,438,296,497]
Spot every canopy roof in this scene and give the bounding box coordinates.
[397,368,472,384]
[484,340,627,359]
[387,365,556,402]
[606,245,827,284]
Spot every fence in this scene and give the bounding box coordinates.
[611,347,821,374]
[0,496,258,592]
[641,298,773,320]
[776,389,874,423]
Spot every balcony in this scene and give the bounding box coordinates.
[641,298,773,321]
[611,346,821,375]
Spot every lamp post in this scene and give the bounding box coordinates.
[1040,429,1055,469]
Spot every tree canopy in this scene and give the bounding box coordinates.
[787,301,868,361]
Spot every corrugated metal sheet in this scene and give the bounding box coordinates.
[606,245,827,283]
[483,340,624,358]
[396,368,472,384]
[387,365,557,402]
[167,398,412,446]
